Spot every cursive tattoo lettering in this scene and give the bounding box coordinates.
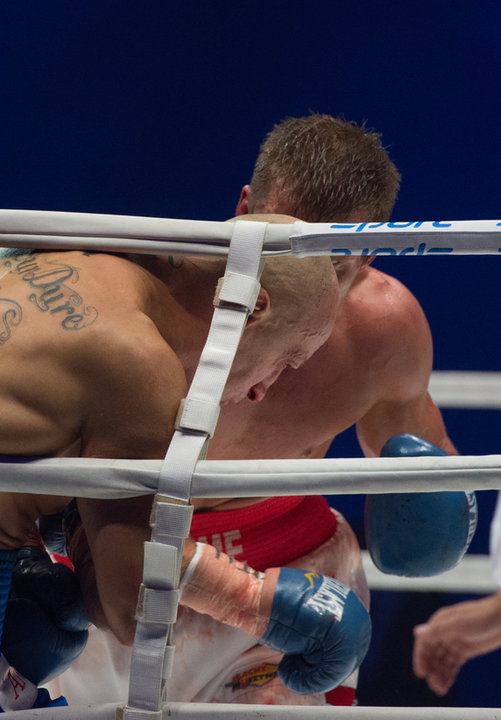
[13,255,98,330]
[0,298,22,344]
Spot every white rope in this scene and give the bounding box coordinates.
[1,210,501,256]
[0,707,118,720]
[362,551,497,594]
[160,705,501,720]
[0,454,500,498]
[430,371,501,409]
[191,455,501,495]
[1,703,499,720]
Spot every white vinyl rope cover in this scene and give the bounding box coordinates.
[1,702,500,720]
[429,371,501,409]
[0,454,500,499]
[362,551,497,594]
[0,210,501,256]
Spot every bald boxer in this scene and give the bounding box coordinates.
[0,216,353,709]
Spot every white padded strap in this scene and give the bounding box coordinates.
[126,220,267,715]
[118,709,163,720]
[170,221,266,441]
[214,271,261,310]
[136,587,179,624]
[150,500,194,543]
[142,541,179,589]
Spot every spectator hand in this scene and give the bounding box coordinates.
[413,593,501,695]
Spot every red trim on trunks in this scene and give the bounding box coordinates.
[326,686,356,706]
[190,495,337,571]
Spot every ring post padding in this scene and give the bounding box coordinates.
[125,220,267,718]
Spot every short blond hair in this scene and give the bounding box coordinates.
[249,114,401,222]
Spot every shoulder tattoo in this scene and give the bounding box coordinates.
[11,254,98,331]
[168,255,185,268]
[0,298,22,344]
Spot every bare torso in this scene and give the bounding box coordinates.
[207,264,452,509]
[0,250,187,542]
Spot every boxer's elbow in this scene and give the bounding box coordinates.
[78,563,137,646]
[103,598,138,646]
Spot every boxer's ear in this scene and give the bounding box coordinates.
[235,185,251,216]
[246,287,270,325]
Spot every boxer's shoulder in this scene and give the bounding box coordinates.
[346,267,433,397]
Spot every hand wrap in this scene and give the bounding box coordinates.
[180,542,371,694]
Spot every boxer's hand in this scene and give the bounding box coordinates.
[1,547,89,685]
[260,567,371,694]
[180,542,371,695]
[365,433,477,577]
[0,668,68,714]
[39,499,81,561]
[11,547,89,632]
[38,511,67,556]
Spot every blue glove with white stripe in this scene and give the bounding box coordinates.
[365,433,477,576]
[260,568,371,694]
[180,542,371,696]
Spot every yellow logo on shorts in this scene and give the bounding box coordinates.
[226,664,278,691]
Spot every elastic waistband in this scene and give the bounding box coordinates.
[190,495,337,571]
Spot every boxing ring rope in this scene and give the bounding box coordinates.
[0,211,500,719]
[429,371,501,409]
[362,551,497,594]
[0,210,501,257]
[3,702,501,720]
[0,453,501,498]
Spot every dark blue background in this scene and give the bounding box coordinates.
[1,1,500,708]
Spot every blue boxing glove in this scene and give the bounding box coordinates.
[9,547,89,634]
[365,433,477,576]
[260,568,371,695]
[0,547,89,711]
[0,684,68,713]
[39,499,82,558]
[180,543,371,695]
[38,511,67,557]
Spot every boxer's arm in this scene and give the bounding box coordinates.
[356,390,457,457]
[181,542,371,695]
[352,273,456,457]
[304,380,456,460]
[76,327,188,644]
